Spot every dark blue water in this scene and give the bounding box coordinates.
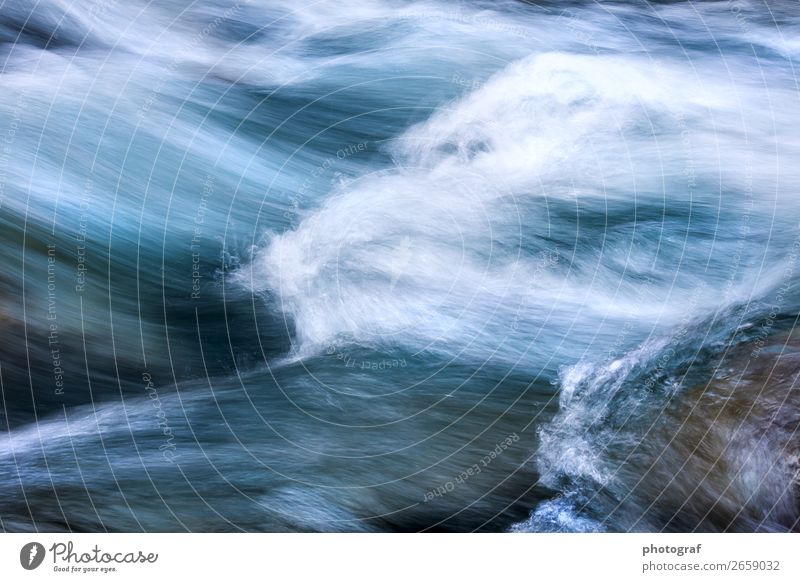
[1,0,799,532]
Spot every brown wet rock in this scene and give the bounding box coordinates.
[631,332,800,532]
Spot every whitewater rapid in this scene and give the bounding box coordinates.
[1,0,799,532]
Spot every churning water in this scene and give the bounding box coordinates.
[0,0,798,531]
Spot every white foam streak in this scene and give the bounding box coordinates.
[248,49,789,357]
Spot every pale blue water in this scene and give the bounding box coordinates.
[0,0,799,532]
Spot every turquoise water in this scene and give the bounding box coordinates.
[0,0,799,531]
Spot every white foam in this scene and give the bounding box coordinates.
[245,48,788,358]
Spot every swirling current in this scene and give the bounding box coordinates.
[1,0,799,532]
